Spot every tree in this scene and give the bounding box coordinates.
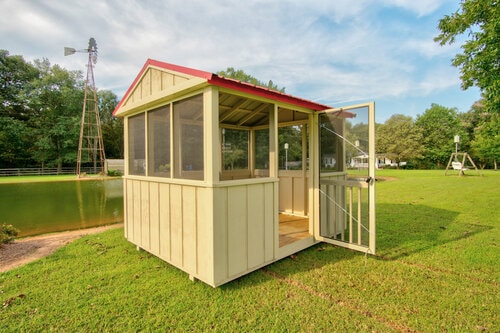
[28,59,83,172]
[457,99,499,169]
[435,0,500,113]
[0,116,33,167]
[0,51,40,168]
[376,114,424,167]
[0,50,39,121]
[98,90,123,159]
[471,112,500,169]
[217,67,286,92]
[416,104,462,168]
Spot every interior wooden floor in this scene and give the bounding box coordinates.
[279,213,310,247]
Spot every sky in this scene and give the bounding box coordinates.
[0,0,481,122]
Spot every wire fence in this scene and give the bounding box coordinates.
[0,167,105,177]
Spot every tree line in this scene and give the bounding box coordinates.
[1,0,498,171]
[0,50,123,171]
[376,102,498,169]
[1,50,498,172]
[381,0,499,170]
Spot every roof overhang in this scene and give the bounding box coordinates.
[113,59,348,117]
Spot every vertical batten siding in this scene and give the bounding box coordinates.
[141,181,150,249]
[124,178,215,284]
[278,172,308,216]
[125,179,133,240]
[149,182,160,255]
[170,184,183,267]
[151,69,162,93]
[293,176,306,215]
[196,187,213,281]
[142,70,150,98]
[264,182,275,262]
[213,181,277,284]
[227,185,248,277]
[213,187,228,284]
[182,186,197,274]
[159,183,171,261]
[247,184,265,268]
[132,180,142,244]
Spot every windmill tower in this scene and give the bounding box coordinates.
[65,38,106,177]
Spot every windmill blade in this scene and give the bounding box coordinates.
[64,47,76,56]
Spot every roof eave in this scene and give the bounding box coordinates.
[208,75,333,112]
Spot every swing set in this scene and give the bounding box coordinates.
[444,135,481,176]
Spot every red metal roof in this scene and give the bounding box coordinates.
[113,59,334,115]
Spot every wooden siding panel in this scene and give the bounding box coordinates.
[279,176,293,213]
[131,87,141,105]
[141,182,150,248]
[162,72,173,90]
[149,182,160,255]
[151,69,162,94]
[196,188,212,281]
[182,186,197,274]
[213,187,228,284]
[293,177,305,215]
[227,186,248,277]
[142,70,151,98]
[159,183,171,260]
[264,182,275,261]
[132,180,142,244]
[170,184,183,266]
[173,74,188,86]
[247,184,265,268]
[125,179,134,240]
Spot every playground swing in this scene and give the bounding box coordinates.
[444,135,481,176]
[445,153,481,176]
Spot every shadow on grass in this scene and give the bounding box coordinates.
[223,202,493,289]
[376,203,492,260]
[220,244,360,291]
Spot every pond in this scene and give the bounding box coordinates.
[0,179,123,237]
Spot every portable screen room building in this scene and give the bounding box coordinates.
[113,59,376,287]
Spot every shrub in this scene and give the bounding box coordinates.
[107,169,122,177]
[0,224,20,244]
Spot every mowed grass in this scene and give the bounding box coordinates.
[0,175,78,184]
[1,170,498,332]
[0,174,118,184]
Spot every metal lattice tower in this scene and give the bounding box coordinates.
[65,38,106,176]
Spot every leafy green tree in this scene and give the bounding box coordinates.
[435,0,500,113]
[217,67,286,92]
[471,113,500,169]
[0,50,39,121]
[0,50,40,168]
[376,114,424,167]
[459,100,484,153]
[416,104,462,168]
[279,125,303,169]
[0,117,33,167]
[28,59,83,172]
[98,90,123,159]
[458,99,499,169]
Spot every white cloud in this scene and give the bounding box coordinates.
[380,0,446,17]
[0,0,479,119]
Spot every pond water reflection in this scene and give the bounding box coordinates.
[0,179,123,237]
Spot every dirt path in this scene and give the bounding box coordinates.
[0,224,123,273]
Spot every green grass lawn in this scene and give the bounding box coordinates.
[0,174,119,184]
[0,175,79,184]
[1,170,498,332]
